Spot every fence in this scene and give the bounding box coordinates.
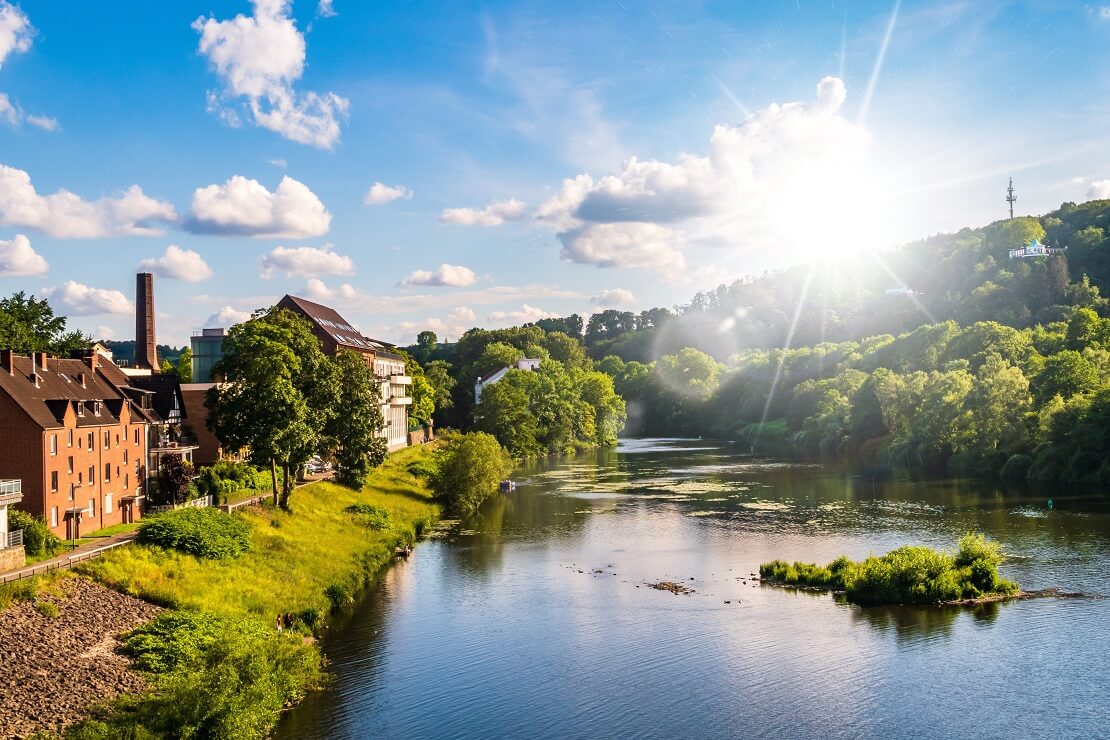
[0,536,135,584]
[147,494,214,516]
[0,529,23,550]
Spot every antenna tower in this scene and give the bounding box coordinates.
[1006,178,1016,220]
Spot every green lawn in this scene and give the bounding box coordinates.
[71,520,143,547]
[78,445,440,624]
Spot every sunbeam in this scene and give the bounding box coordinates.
[755,262,816,447]
[858,0,900,125]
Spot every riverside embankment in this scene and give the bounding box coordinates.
[0,444,440,738]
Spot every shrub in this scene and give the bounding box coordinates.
[760,534,1018,606]
[325,583,353,608]
[138,508,251,559]
[35,600,60,618]
[406,456,439,480]
[999,454,1033,483]
[429,432,513,516]
[345,503,391,530]
[9,510,61,557]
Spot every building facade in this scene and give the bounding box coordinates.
[276,295,413,450]
[0,351,151,538]
[190,328,227,383]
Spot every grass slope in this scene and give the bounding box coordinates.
[79,445,439,624]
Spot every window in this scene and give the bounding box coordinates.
[88,465,94,485]
[50,471,58,492]
[105,463,111,482]
[105,494,113,515]
[77,403,84,417]
[50,434,57,455]
[134,428,139,445]
[125,473,129,490]
[67,456,73,474]
[104,430,110,449]
[124,449,128,465]
[67,429,73,447]
[51,507,58,528]
[116,433,120,445]
[94,401,102,416]
[88,432,94,449]
[68,484,75,501]
[89,498,95,517]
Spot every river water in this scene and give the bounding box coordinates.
[276,439,1110,739]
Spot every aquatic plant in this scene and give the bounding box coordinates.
[759,533,1019,605]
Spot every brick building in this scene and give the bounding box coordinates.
[0,350,154,539]
[276,295,413,450]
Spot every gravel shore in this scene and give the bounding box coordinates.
[0,576,163,739]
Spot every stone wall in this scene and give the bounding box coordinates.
[0,544,25,573]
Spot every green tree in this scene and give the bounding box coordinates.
[326,350,387,488]
[424,360,456,417]
[1031,350,1101,404]
[0,291,90,354]
[207,308,337,510]
[430,432,513,516]
[473,342,524,381]
[968,353,1031,454]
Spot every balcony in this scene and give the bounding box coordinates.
[0,529,23,550]
[389,395,413,406]
[390,375,413,385]
[0,479,22,506]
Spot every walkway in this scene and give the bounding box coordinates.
[0,530,139,584]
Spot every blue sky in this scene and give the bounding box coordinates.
[1,0,1109,347]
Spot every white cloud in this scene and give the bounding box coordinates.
[259,243,354,278]
[400,263,476,288]
[268,158,287,168]
[25,114,57,131]
[536,76,871,272]
[0,164,176,238]
[0,233,47,276]
[590,288,636,307]
[317,0,337,18]
[488,304,557,324]
[205,305,252,327]
[397,306,477,341]
[1088,179,1110,199]
[194,0,349,149]
[0,92,14,124]
[363,182,412,205]
[44,281,132,316]
[0,2,32,68]
[138,244,213,282]
[1100,7,1110,20]
[560,222,685,271]
[187,175,330,238]
[95,325,115,340]
[440,197,526,226]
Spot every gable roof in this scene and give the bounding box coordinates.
[277,294,396,354]
[0,355,151,430]
[127,374,186,424]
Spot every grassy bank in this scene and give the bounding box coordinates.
[760,534,1019,606]
[59,444,440,739]
[80,444,439,622]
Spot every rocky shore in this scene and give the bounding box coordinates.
[0,576,163,739]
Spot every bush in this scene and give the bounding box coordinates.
[9,510,61,557]
[345,503,391,530]
[429,432,513,516]
[325,583,353,608]
[138,508,251,559]
[406,456,439,480]
[760,534,1019,605]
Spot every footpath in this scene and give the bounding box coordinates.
[0,530,139,585]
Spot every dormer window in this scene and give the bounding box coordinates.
[94,401,102,416]
[76,402,84,417]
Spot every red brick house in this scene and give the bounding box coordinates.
[0,350,154,539]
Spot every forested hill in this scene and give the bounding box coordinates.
[582,199,1110,362]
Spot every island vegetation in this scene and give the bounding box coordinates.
[759,533,1019,605]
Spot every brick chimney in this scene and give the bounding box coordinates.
[135,272,159,371]
[33,351,48,370]
[1,348,13,374]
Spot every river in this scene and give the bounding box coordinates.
[276,439,1110,739]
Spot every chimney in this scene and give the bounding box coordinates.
[77,372,86,388]
[136,272,159,371]
[33,351,48,370]
[1,349,13,374]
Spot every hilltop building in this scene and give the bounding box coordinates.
[277,295,412,451]
[475,358,542,404]
[1008,239,1066,259]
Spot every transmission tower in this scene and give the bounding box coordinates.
[1006,178,1016,220]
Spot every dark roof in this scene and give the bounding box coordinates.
[128,374,186,424]
[0,355,149,429]
[277,294,396,354]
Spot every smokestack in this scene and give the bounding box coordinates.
[136,272,159,371]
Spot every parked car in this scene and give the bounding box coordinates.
[306,457,332,474]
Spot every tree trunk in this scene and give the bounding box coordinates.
[270,457,279,507]
[279,462,293,511]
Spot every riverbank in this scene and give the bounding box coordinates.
[1,444,440,738]
[0,575,163,739]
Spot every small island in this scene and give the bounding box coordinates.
[759,533,1022,606]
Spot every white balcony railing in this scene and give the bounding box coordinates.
[390,375,413,385]
[0,529,24,550]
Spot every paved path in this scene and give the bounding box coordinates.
[0,530,138,584]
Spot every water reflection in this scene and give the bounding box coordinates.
[277,439,1110,740]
